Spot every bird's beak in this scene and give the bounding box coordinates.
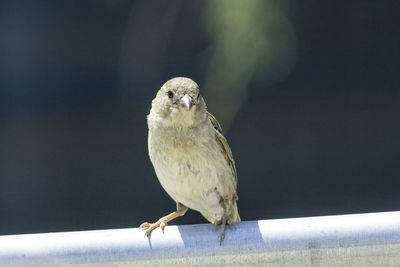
[179,94,193,111]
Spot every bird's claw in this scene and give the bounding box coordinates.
[211,220,219,232]
[212,214,233,245]
[160,221,167,231]
[139,220,168,237]
[139,222,151,230]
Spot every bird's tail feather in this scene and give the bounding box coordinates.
[230,202,241,222]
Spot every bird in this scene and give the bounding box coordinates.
[139,77,240,244]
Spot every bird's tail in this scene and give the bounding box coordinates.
[230,201,241,222]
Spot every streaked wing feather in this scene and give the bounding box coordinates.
[206,111,238,186]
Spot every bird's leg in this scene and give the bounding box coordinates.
[212,213,233,245]
[139,203,188,237]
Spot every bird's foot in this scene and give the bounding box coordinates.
[212,214,234,245]
[139,210,186,238]
[139,218,168,237]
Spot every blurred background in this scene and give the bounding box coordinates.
[1,0,399,235]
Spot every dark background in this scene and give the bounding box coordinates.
[1,0,399,235]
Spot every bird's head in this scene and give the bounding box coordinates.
[150,77,207,127]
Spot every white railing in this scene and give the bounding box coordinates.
[1,211,400,266]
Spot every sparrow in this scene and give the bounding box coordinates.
[140,77,240,244]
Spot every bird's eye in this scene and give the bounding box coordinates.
[167,90,174,98]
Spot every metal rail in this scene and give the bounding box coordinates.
[1,211,400,266]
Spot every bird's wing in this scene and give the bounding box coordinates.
[206,111,238,187]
